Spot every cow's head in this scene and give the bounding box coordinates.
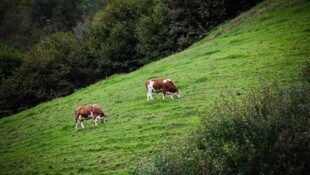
[175,89,181,99]
[99,115,107,123]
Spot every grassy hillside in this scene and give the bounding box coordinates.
[1,0,309,174]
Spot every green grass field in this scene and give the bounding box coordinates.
[1,0,309,174]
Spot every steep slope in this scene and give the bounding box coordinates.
[0,0,309,174]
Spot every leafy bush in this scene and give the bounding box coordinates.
[198,84,309,174]
[138,82,309,174]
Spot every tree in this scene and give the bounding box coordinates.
[160,0,262,51]
[89,0,153,74]
[135,2,175,63]
[0,0,41,51]
[0,32,84,117]
[31,0,83,34]
[0,44,22,79]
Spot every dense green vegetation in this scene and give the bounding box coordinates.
[0,0,309,174]
[0,0,261,117]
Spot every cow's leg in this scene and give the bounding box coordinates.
[81,121,85,128]
[78,115,85,128]
[75,115,82,130]
[147,83,154,101]
[163,91,166,99]
[170,93,174,99]
[147,90,153,101]
[147,92,150,101]
[93,116,99,126]
[75,120,79,130]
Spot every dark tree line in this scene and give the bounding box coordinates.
[0,0,262,117]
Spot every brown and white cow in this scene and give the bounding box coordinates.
[145,78,180,101]
[74,104,107,130]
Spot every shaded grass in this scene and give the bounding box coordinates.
[0,0,309,174]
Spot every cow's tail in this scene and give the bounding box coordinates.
[74,110,79,123]
[145,80,150,90]
[74,110,79,130]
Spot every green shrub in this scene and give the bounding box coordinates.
[139,82,309,174]
[198,84,309,174]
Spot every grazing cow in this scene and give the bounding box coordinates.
[145,78,180,101]
[74,104,106,130]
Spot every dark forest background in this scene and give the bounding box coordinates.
[0,0,262,117]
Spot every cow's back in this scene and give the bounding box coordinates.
[163,80,178,93]
[75,106,90,117]
[92,104,105,116]
[75,106,83,117]
[153,78,165,90]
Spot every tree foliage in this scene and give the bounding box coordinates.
[89,0,154,74]
[160,0,262,51]
[0,32,84,116]
[0,44,22,79]
[31,0,83,34]
[135,2,174,62]
[0,0,41,51]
